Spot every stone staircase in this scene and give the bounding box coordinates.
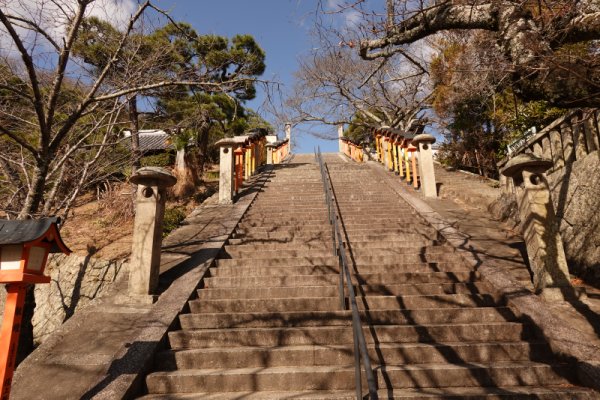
[434,164,500,212]
[138,154,594,399]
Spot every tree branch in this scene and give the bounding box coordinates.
[359,3,499,59]
[0,9,47,135]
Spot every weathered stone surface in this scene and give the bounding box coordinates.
[0,254,126,345]
[492,152,600,282]
[548,152,600,281]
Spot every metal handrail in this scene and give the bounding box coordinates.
[314,147,378,400]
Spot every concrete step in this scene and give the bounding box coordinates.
[197,285,340,299]
[238,219,329,228]
[348,241,442,249]
[215,256,339,268]
[227,233,331,244]
[209,262,469,278]
[197,282,492,300]
[139,386,595,399]
[167,322,531,349]
[223,242,331,252]
[354,271,479,285]
[352,253,462,264]
[188,297,341,313]
[203,274,341,288]
[220,248,333,259]
[145,362,572,393]
[179,307,516,329]
[187,293,500,314]
[155,341,551,370]
[209,264,340,277]
[235,225,331,232]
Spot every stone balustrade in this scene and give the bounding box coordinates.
[369,126,437,197]
[497,108,600,191]
[339,137,364,163]
[216,129,288,205]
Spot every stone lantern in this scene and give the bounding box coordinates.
[0,217,71,398]
[501,153,578,301]
[128,167,176,302]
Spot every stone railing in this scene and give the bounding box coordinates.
[371,127,438,198]
[339,137,364,163]
[270,138,290,165]
[497,108,600,189]
[216,131,289,205]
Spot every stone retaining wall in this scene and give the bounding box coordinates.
[0,253,127,345]
[492,146,600,282]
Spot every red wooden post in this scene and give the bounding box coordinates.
[0,284,27,400]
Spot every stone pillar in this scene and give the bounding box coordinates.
[285,123,292,153]
[128,167,176,301]
[501,154,577,302]
[412,134,437,198]
[338,125,344,152]
[216,138,236,205]
[266,143,275,164]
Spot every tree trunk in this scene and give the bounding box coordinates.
[17,161,49,219]
[197,127,210,179]
[175,148,186,173]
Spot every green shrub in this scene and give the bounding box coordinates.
[204,171,219,181]
[162,206,186,237]
[140,152,174,168]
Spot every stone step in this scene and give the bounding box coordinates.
[209,263,470,278]
[145,362,571,393]
[246,206,327,214]
[344,230,438,239]
[209,264,340,277]
[197,282,492,300]
[188,297,341,313]
[138,386,595,399]
[187,293,499,314]
[238,219,329,227]
[215,256,339,268]
[227,232,331,243]
[234,226,331,235]
[352,253,462,264]
[348,240,442,249]
[223,242,331,252]
[167,322,531,349]
[179,307,516,329]
[354,271,479,285]
[155,341,551,370]
[219,248,334,260]
[203,271,478,288]
[203,274,340,288]
[343,226,437,234]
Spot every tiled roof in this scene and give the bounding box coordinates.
[123,130,173,152]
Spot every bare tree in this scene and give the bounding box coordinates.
[0,0,264,219]
[357,0,600,107]
[285,44,430,138]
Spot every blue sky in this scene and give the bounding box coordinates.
[157,0,340,153]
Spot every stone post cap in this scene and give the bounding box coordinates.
[501,153,553,177]
[215,138,238,147]
[411,133,436,145]
[130,167,177,187]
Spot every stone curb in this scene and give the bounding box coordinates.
[366,161,600,392]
